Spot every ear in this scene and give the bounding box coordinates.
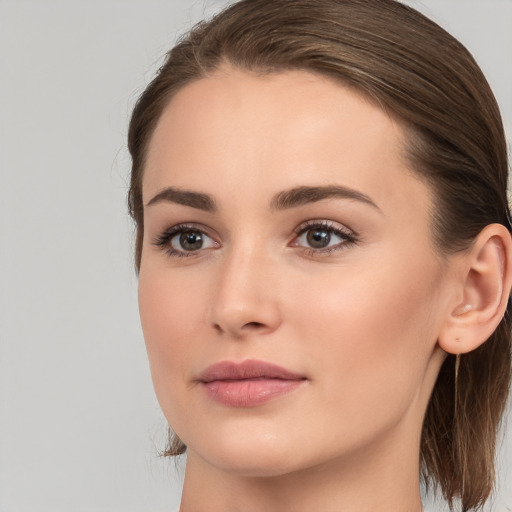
[438,223,512,355]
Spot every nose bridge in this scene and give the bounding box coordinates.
[210,238,281,337]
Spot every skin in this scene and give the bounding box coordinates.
[137,68,497,512]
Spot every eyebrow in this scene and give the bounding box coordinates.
[146,184,380,213]
[270,185,381,212]
[146,187,217,212]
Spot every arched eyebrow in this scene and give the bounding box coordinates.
[146,187,217,212]
[145,184,380,213]
[270,185,381,212]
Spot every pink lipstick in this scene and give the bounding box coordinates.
[197,359,307,407]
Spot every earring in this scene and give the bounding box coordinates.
[454,353,461,413]
[456,304,473,315]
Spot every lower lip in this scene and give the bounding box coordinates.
[202,378,305,407]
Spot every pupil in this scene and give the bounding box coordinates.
[307,229,330,248]
[180,232,203,251]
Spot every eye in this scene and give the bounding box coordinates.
[153,224,219,257]
[292,220,357,253]
[173,231,208,252]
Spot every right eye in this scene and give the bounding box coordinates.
[153,224,219,258]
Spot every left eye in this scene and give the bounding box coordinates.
[293,222,355,251]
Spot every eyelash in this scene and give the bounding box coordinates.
[292,220,358,256]
[153,223,218,259]
[152,220,358,259]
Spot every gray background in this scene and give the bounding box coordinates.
[0,1,510,511]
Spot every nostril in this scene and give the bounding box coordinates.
[212,321,265,335]
[243,322,265,330]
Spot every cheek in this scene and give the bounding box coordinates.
[138,264,207,409]
[286,252,443,418]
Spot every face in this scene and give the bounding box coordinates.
[138,68,454,477]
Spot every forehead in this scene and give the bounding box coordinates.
[143,67,429,219]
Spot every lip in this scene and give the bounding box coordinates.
[197,359,307,407]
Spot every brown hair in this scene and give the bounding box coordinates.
[127,1,512,510]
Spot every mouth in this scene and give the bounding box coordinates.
[197,359,307,407]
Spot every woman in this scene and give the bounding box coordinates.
[127,0,512,510]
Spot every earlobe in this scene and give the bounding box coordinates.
[438,223,512,355]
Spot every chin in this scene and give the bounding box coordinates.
[183,425,314,477]
[203,448,306,478]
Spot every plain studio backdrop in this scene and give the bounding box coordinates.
[0,1,511,511]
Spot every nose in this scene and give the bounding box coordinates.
[209,246,282,339]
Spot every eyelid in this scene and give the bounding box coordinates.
[292,219,357,238]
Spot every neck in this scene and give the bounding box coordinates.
[179,418,424,512]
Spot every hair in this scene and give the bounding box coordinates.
[127,1,512,510]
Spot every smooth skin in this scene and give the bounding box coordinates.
[138,68,512,512]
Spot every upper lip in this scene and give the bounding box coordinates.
[197,359,306,383]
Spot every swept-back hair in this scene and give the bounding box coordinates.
[128,1,511,509]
